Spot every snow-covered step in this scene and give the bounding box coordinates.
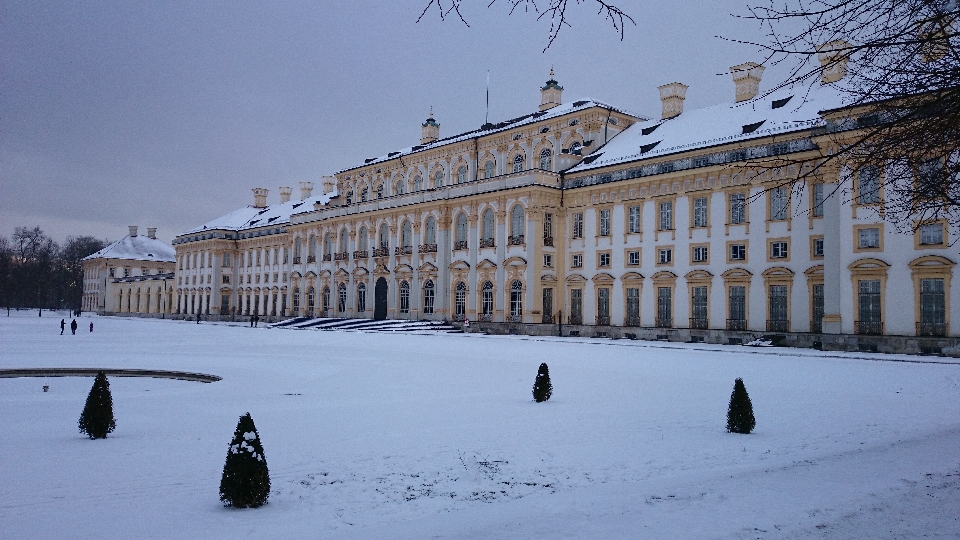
[270,317,462,334]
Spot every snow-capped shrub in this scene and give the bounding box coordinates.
[219,412,270,508]
[726,378,756,434]
[78,371,116,439]
[532,363,553,403]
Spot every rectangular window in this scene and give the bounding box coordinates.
[572,254,583,268]
[771,241,788,259]
[857,165,880,204]
[223,253,232,267]
[918,158,943,199]
[599,209,611,236]
[544,213,553,239]
[858,227,880,249]
[920,278,945,326]
[573,213,584,239]
[658,248,672,264]
[423,287,435,315]
[570,289,583,324]
[770,187,788,220]
[693,246,708,262]
[256,251,261,266]
[814,237,824,257]
[920,223,944,245]
[659,201,673,231]
[693,197,708,227]
[691,286,708,322]
[812,183,824,217]
[626,288,640,324]
[220,295,230,313]
[543,254,553,268]
[628,206,641,233]
[812,283,825,332]
[657,287,672,326]
[597,288,610,322]
[730,244,746,261]
[400,286,410,314]
[222,275,230,284]
[598,253,611,267]
[769,285,788,323]
[628,250,640,266]
[729,286,746,322]
[858,279,882,325]
[730,193,746,224]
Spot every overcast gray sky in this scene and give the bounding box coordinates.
[2,1,770,244]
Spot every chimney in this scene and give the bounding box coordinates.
[128,225,138,237]
[730,62,765,102]
[279,186,292,204]
[658,82,688,119]
[421,107,439,144]
[252,187,269,208]
[540,68,563,111]
[147,227,157,239]
[321,176,336,194]
[299,181,314,200]
[817,40,852,84]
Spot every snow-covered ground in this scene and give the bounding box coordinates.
[1,311,958,539]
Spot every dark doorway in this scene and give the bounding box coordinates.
[374,277,388,320]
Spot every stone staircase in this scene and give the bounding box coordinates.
[269,317,463,334]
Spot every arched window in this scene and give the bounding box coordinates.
[510,280,523,318]
[484,160,495,179]
[482,209,495,242]
[457,166,467,184]
[307,286,315,314]
[357,282,366,312]
[338,282,347,313]
[358,226,368,252]
[455,282,467,320]
[569,141,582,154]
[456,213,468,244]
[510,204,525,237]
[339,229,348,254]
[482,281,494,315]
[294,237,302,259]
[324,233,333,256]
[434,171,443,188]
[396,179,405,195]
[539,148,552,171]
[379,223,389,249]
[376,184,383,199]
[423,280,435,314]
[360,187,368,202]
[399,281,410,314]
[308,235,316,258]
[513,153,524,173]
[425,216,436,245]
[401,220,412,248]
[322,286,330,312]
[414,175,422,191]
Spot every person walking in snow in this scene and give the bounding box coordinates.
[60,319,65,335]
[89,322,93,332]
[196,313,201,324]
[70,319,78,335]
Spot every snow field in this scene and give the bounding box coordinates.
[0,311,958,538]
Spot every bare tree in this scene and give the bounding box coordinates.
[734,0,960,232]
[418,0,634,51]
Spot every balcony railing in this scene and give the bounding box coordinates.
[541,313,554,324]
[568,315,583,325]
[855,320,883,335]
[418,244,438,253]
[394,246,413,256]
[625,316,640,327]
[508,314,522,323]
[453,240,468,251]
[321,254,331,262]
[767,319,789,332]
[453,313,465,322]
[543,236,554,247]
[307,255,317,263]
[479,238,495,248]
[372,247,390,257]
[596,315,611,326]
[508,235,525,246]
[353,250,368,259]
[656,318,673,328]
[689,318,708,330]
[334,252,349,261]
[293,256,302,264]
[917,322,947,337]
[479,313,493,322]
[726,319,747,331]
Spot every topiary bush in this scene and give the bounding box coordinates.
[219,412,270,508]
[532,362,553,403]
[726,377,756,434]
[78,371,116,439]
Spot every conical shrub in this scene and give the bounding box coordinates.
[78,371,116,439]
[726,377,756,434]
[532,362,553,403]
[219,413,270,508]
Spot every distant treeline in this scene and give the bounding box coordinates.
[0,226,109,312]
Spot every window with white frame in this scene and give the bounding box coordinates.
[572,254,583,268]
[628,206,641,233]
[539,149,552,170]
[693,245,708,262]
[659,201,673,230]
[814,237,824,257]
[510,280,523,317]
[599,209,611,236]
[658,248,672,264]
[693,197,708,227]
[812,183,824,217]
[730,193,746,224]
[513,154,525,173]
[598,253,611,267]
[857,165,880,204]
[423,280,435,314]
[920,222,944,245]
[434,171,443,188]
[399,281,410,314]
[628,250,640,266]
[457,166,467,184]
[770,187,788,220]
[771,241,788,258]
[543,254,553,267]
[730,243,746,261]
[484,161,495,179]
[858,227,880,249]
[572,212,584,238]
[481,281,493,315]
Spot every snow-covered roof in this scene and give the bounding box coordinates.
[568,83,848,174]
[180,192,337,236]
[338,98,647,174]
[83,235,176,263]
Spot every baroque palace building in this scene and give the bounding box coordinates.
[81,226,176,315]
[169,57,958,353]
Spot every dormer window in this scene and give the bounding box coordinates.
[772,96,793,109]
[539,126,549,134]
[568,118,579,126]
[742,120,765,134]
[513,133,522,141]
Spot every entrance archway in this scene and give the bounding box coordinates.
[374,277,388,320]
